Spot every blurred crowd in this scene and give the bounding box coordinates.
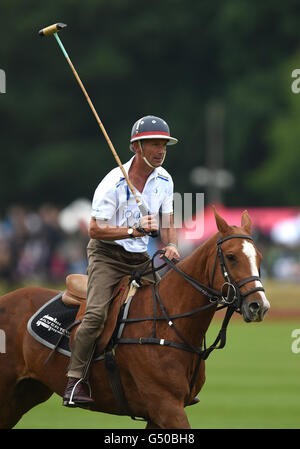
[179,228,300,284]
[0,204,89,287]
[0,203,300,289]
[249,230,300,283]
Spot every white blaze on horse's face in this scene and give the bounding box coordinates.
[242,240,270,317]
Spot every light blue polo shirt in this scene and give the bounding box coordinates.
[91,156,174,252]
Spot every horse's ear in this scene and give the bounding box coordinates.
[241,210,252,235]
[212,205,230,234]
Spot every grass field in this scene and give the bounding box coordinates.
[14,319,300,429]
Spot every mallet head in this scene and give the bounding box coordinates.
[39,23,67,37]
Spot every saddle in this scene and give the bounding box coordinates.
[61,274,142,307]
[62,274,89,306]
[61,274,149,356]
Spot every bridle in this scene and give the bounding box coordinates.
[209,233,265,308]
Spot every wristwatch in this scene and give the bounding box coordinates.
[127,227,134,238]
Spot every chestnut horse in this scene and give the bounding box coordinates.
[0,209,270,429]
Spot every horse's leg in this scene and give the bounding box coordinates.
[0,377,53,429]
[144,392,190,429]
[0,376,20,429]
[0,287,57,429]
[151,404,190,429]
[145,420,162,429]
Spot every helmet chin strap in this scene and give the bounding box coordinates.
[138,141,166,169]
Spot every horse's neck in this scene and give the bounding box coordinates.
[179,240,214,284]
[158,236,217,345]
[161,235,216,294]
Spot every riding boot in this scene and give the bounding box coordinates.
[62,377,95,409]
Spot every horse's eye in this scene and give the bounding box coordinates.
[226,254,236,262]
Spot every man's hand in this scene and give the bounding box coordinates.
[161,243,180,262]
[139,215,159,233]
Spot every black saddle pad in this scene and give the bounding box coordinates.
[27,293,79,357]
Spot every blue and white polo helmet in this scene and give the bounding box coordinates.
[130,115,178,151]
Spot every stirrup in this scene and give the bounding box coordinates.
[67,378,92,406]
[68,378,83,406]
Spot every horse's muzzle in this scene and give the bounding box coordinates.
[241,298,270,322]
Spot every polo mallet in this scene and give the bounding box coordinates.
[39,23,157,237]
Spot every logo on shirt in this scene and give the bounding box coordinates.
[123,207,141,222]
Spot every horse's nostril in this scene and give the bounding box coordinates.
[249,302,260,314]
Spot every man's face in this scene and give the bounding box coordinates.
[138,139,168,167]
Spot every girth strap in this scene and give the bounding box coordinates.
[104,349,146,421]
[104,349,132,416]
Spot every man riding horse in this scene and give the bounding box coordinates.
[63,115,180,407]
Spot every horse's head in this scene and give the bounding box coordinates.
[211,207,270,322]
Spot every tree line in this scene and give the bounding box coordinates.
[1,0,299,214]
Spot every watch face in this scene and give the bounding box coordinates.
[128,228,133,235]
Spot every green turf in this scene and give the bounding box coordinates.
[14,319,300,429]
[187,319,300,429]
